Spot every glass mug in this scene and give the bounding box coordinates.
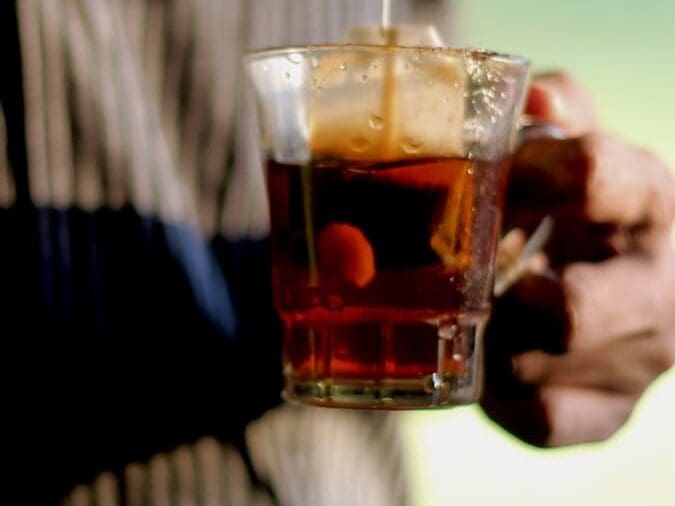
[245,45,528,408]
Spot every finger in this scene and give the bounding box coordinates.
[506,206,627,264]
[562,247,675,350]
[480,388,551,447]
[511,134,675,229]
[538,386,636,447]
[490,273,572,354]
[505,206,666,264]
[492,240,675,353]
[481,384,636,448]
[526,72,598,136]
[512,327,675,395]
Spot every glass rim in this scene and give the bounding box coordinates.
[244,44,529,68]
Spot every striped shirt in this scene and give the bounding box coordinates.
[1,1,454,504]
[60,407,406,506]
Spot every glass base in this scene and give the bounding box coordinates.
[282,311,487,410]
[284,375,482,410]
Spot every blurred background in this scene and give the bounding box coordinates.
[402,1,675,505]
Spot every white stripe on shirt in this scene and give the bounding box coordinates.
[0,107,16,207]
[17,0,51,206]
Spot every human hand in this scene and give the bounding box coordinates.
[481,72,675,447]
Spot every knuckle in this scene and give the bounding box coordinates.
[535,388,568,448]
[539,387,636,447]
[652,333,675,373]
[576,133,610,180]
[577,132,604,153]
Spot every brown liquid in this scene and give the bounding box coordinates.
[267,156,507,396]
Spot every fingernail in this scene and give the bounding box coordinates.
[527,83,566,125]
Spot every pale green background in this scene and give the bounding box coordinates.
[402,1,675,505]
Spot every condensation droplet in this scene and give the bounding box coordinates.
[368,114,383,130]
[361,73,369,82]
[438,324,458,339]
[339,61,347,71]
[286,52,303,64]
[311,78,324,92]
[404,63,410,70]
[401,137,423,154]
[350,136,372,153]
[284,71,291,80]
[311,56,320,68]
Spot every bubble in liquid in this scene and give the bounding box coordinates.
[286,52,303,64]
[368,114,383,130]
[350,136,372,153]
[339,61,347,71]
[284,71,291,80]
[401,137,423,154]
[361,73,369,82]
[467,166,474,175]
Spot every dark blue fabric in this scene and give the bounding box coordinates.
[3,204,283,501]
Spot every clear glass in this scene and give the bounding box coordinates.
[245,45,528,408]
